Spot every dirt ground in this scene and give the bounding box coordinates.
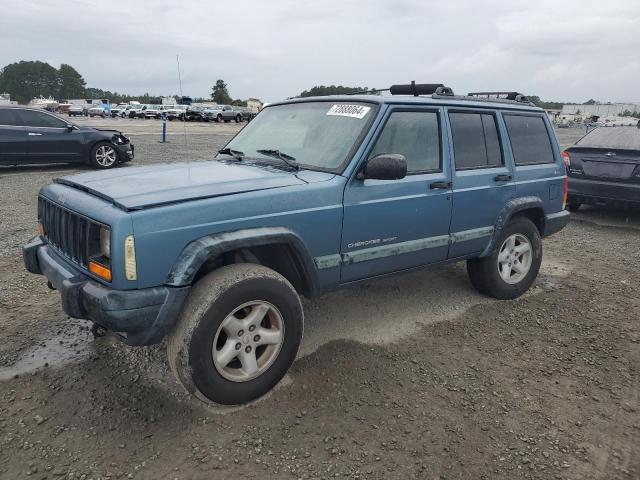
[0,123,638,479]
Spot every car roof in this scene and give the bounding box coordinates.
[270,94,543,113]
[575,127,640,151]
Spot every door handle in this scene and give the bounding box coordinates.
[430,181,452,190]
[494,174,512,182]
[28,132,43,136]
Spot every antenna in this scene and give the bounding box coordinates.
[176,54,188,147]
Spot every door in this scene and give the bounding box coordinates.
[0,108,27,166]
[446,109,515,258]
[15,109,83,164]
[502,113,563,209]
[341,107,453,283]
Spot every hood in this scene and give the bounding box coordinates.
[54,161,324,211]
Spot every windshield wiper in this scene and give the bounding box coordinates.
[217,147,244,161]
[256,149,300,170]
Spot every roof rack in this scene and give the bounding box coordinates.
[467,91,531,103]
[343,83,536,106]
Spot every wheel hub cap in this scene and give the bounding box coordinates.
[212,301,285,382]
[497,233,532,285]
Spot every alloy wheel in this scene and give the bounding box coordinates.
[497,233,532,284]
[95,145,117,167]
[212,301,285,382]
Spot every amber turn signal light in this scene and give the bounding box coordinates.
[89,261,112,282]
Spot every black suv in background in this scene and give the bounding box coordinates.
[0,106,134,169]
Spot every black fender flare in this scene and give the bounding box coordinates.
[480,196,545,257]
[164,227,320,296]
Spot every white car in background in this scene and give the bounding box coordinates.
[87,105,108,117]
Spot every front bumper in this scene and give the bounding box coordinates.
[115,143,134,163]
[568,177,640,207]
[23,236,189,346]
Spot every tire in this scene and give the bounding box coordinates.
[567,202,581,212]
[466,216,542,300]
[235,115,241,123]
[90,141,119,169]
[167,264,303,405]
[216,114,223,123]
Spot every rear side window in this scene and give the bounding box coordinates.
[449,112,503,169]
[503,114,555,165]
[0,109,20,126]
[16,109,68,128]
[369,111,441,173]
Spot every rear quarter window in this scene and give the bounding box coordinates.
[503,114,555,166]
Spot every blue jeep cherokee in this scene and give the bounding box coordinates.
[23,83,570,405]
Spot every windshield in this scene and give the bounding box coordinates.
[223,101,376,171]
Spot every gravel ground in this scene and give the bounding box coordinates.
[0,124,638,479]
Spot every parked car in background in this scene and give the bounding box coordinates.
[203,105,243,123]
[128,104,145,118]
[142,105,163,119]
[564,126,640,210]
[110,104,129,118]
[0,106,134,168]
[183,105,206,121]
[235,107,252,122]
[88,105,108,118]
[68,104,87,117]
[165,105,188,120]
[21,85,569,405]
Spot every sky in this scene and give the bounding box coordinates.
[1,0,639,103]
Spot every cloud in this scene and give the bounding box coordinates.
[0,0,639,102]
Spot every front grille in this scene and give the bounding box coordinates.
[38,196,97,268]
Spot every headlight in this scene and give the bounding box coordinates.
[100,227,111,258]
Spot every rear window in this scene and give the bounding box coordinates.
[0,109,20,126]
[449,112,502,169]
[504,114,555,165]
[575,127,640,150]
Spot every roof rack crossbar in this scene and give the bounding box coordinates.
[467,91,530,103]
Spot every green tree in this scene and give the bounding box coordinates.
[57,63,86,99]
[211,79,232,104]
[299,85,371,97]
[0,60,59,103]
[528,96,564,110]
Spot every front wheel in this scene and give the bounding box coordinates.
[466,217,542,300]
[90,141,119,169]
[167,264,303,405]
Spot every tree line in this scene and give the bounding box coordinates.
[0,61,252,106]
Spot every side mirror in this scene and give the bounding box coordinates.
[66,125,75,132]
[360,154,407,180]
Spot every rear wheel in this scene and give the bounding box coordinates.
[90,141,118,169]
[167,264,303,405]
[235,114,241,123]
[216,114,223,123]
[467,217,542,300]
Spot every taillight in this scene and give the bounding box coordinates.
[561,150,570,168]
[562,175,569,209]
